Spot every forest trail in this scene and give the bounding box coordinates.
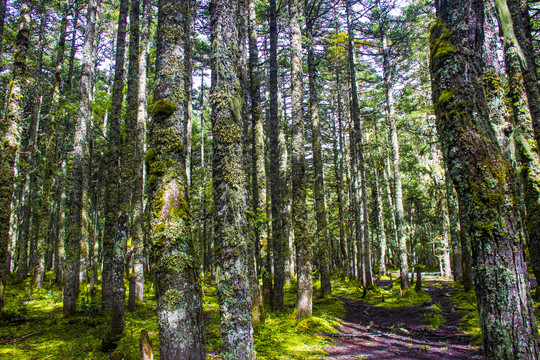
[324,278,482,360]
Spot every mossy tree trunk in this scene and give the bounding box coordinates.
[149,0,205,357]
[494,0,540,303]
[133,0,152,303]
[430,0,540,356]
[0,2,30,313]
[248,0,265,322]
[505,0,540,146]
[35,0,69,289]
[209,0,255,357]
[268,0,284,312]
[63,0,100,317]
[289,0,311,320]
[346,0,373,288]
[306,0,331,297]
[378,11,407,290]
[125,0,143,313]
[101,0,129,314]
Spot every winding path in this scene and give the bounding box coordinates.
[325,278,482,359]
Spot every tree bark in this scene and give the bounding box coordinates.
[430,0,540,356]
[63,0,100,317]
[210,0,255,357]
[0,3,31,312]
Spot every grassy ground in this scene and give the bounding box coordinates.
[0,274,346,359]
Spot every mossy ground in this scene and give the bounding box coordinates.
[0,274,348,359]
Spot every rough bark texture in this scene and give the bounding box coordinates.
[380,21,407,290]
[248,0,265,322]
[266,0,284,311]
[125,0,144,313]
[346,0,373,288]
[306,1,331,297]
[63,0,100,317]
[134,0,152,303]
[289,0,311,320]
[494,0,540,303]
[149,0,205,358]
[210,0,256,357]
[430,0,540,357]
[35,1,69,288]
[101,0,130,315]
[0,3,30,313]
[505,0,540,146]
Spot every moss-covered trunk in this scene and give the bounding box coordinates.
[306,0,331,297]
[63,0,100,317]
[289,0,311,320]
[101,0,129,315]
[494,0,540,303]
[430,0,540,356]
[0,3,30,313]
[248,0,265,322]
[210,0,255,357]
[268,0,284,312]
[149,0,205,358]
[125,0,144,312]
[346,0,373,288]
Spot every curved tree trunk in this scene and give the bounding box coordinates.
[430,0,540,356]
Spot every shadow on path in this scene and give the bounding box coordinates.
[325,278,482,360]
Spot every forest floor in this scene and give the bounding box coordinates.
[325,274,482,360]
[0,272,486,359]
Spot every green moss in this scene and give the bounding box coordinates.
[438,90,453,104]
[429,19,455,61]
[152,99,177,118]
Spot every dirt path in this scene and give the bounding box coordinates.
[325,279,481,359]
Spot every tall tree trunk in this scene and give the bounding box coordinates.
[248,0,265,322]
[210,0,255,357]
[149,0,205,357]
[133,0,151,303]
[494,0,540,302]
[289,0,311,320]
[268,0,284,311]
[346,0,373,288]
[63,0,100,317]
[379,14,407,290]
[101,0,129,320]
[0,2,30,313]
[306,0,331,297]
[35,1,69,288]
[430,0,540,356]
[125,0,143,314]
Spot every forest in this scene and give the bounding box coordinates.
[0,0,540,358]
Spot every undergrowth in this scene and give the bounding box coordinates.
[1,275,349,359]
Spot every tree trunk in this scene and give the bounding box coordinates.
[149,0,205,357]
[430,0,540,356]
[306,0,331,297]
[248,0,265,322]
[346,0,373,288]
[268,0,284,312]
[63,0,100,317]
[210,0,255,357]
[289,0,311,320]
[0,2,30,313]
[494,0,540,303]
[101,0,129,329]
